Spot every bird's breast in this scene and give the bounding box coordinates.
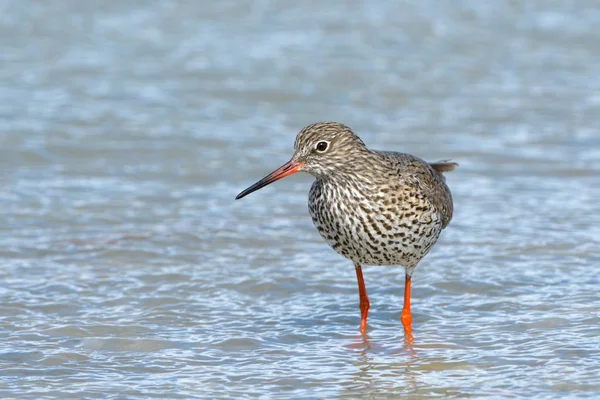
[308,180,443,267]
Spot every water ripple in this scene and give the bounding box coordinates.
[1,0,600,398]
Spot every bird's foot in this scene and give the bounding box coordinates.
[359,301,369,334]
[401,310,412,337]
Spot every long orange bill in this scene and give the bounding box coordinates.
[235,160,303,200]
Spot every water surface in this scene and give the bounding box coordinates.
[1,0,600,398]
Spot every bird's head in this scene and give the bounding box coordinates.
[236,122,369,199]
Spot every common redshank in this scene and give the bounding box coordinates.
[236,122,456,337]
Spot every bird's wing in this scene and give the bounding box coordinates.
[380,152,457,229]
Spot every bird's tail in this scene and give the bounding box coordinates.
[429,160,458,174]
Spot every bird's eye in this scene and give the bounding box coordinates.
[316,141,329,152]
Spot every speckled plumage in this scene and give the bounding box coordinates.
[236,121,457,335]
[298,122,455,276]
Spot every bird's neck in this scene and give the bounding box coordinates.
[311,149,382,185]
[317,165,377,187]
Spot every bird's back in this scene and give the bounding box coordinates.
[377,151,456,229]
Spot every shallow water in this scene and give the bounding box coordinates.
[1,0,600,398]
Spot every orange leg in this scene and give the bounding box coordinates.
[401,274,413,337]
[354,263,370,334]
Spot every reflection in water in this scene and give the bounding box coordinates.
[343,333,422,396]
[1,0,600,398]
[348,340,377,395]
